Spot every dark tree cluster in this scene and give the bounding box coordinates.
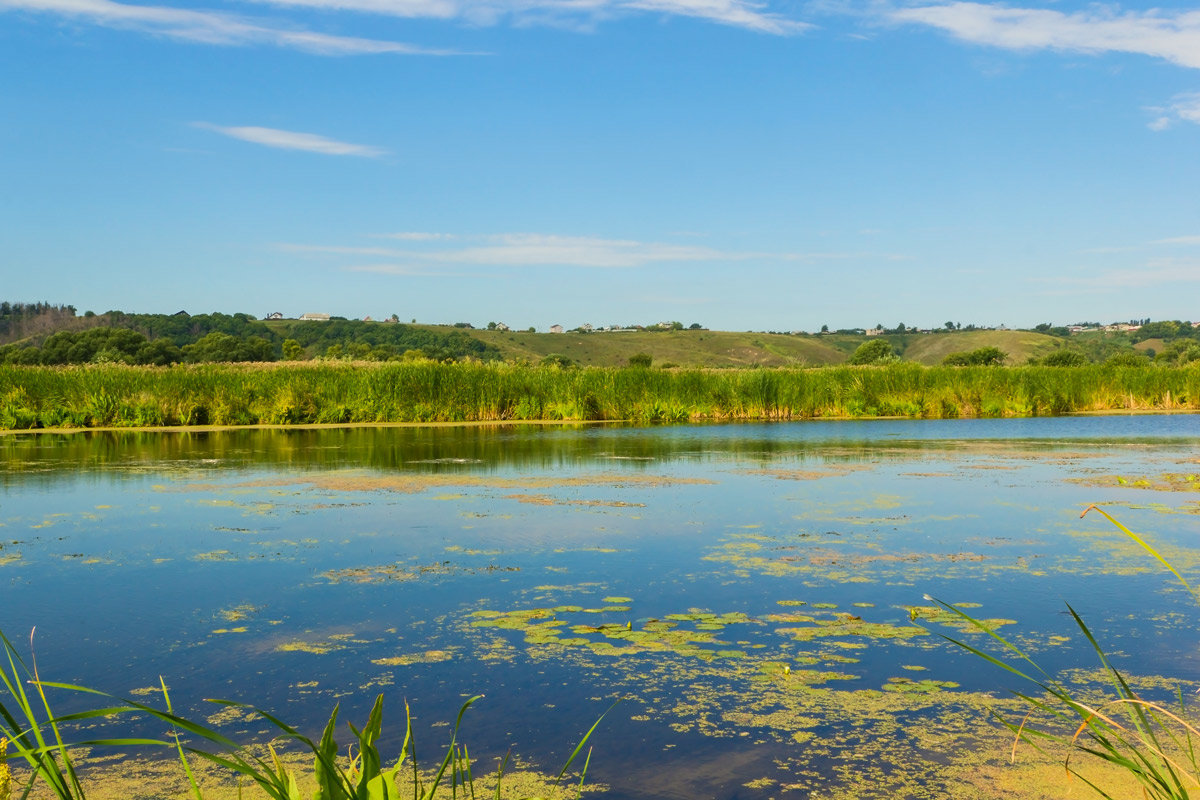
[0,304,501,365]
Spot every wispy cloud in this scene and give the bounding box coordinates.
[376,232,458,241]
[889,3,1200,69]
[195,123,387,156]
[1146,93,1200,130]
[353,233,748,269]
[280,232,863,271]
[245,0,808,34]
[0,0,463,54]
[1039,258,1200,289]
[1153,235,1200,245]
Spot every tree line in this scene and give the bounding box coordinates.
[0,305,500,365]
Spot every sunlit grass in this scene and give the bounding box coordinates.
[3,361,1200,430]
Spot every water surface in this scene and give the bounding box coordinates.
[3,416,1200,798]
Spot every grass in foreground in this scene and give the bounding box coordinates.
[0,630,610,800]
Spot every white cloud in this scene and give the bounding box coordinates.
[195,123,387,156]
[245,0,808,34]
[1153,235,1200,245]
[1145,93,1200,129]
[281,232,884,273]
[0,0,462,54]
[889,2,1200,69]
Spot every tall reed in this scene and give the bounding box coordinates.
[3,362,1200,430]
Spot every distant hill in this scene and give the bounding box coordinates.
[897,329,1063,365]
[444,327,1067,368]
[462,328,850,367]
[0,302,1174,367]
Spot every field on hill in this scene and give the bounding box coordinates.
[465,328,851,367]
[458,327,1066,368]
[897,329,1064,365]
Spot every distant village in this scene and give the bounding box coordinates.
[264,312,1175,337]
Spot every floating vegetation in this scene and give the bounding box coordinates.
[193,550,237,562]
[274,639,345,654]
[321,561,519,584]
[218,604,260,622]
[706,533,998,585]
[1073,472,1200,492]
[371,649,455,666]
[503,493,647,508]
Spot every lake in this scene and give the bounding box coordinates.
[3,415,1200,799]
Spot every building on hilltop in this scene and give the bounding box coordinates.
[299,312,331,322]
[266,312,284,320]
[549,324,564,334]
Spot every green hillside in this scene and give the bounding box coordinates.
[897,329,1063,365]
[464,328,850,367]
[431,326,1066,368]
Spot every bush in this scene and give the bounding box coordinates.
[627,352,653,368]
[1106,351,1151,368]
[942,346,1007,366]
[848,339,896,365]
[1039,350,1089,367]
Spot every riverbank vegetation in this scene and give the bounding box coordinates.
[4,361,1200,431]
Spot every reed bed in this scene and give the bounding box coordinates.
[3,361,1200,430]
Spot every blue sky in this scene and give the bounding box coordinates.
[2,0,1198,332]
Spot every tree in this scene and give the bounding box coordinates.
[282,339,305,361]
[689,323,704,330]
[820,324,829,333]
[848,339,895,365]
[945,321,955,331]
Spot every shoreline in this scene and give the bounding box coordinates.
[2,407,1197,437]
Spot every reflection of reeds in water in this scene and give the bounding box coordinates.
[4,362,1200,430]
[940,505,1200,799]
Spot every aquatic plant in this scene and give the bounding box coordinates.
[938,506,1200,798]
[0,627,610,800]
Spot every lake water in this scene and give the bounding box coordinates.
[3,415,1200,798]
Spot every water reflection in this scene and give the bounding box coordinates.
[2,417,1200,798]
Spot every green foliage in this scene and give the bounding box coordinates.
[848,339,895,365]
[627,352,653,368]
[1033,323,1070,337]
[0,309,500,366]
[942,346,1007,366]
[1106,351,1152,368]
[281,339,305,361]
[540,353,576,368]
[1037,350,1089,367]
[1131,320,1194,344]
[1155,340,1200,366]
[182,332,275,363]
[281,320,497,362]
